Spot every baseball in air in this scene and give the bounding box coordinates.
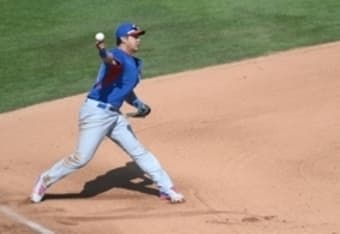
[95,32,105,41]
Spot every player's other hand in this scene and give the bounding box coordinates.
[127,104,151,118]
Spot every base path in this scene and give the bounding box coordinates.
[1,41,340,234]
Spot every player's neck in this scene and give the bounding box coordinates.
[118,44,135,55]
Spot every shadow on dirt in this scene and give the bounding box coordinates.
[44,161,159,201]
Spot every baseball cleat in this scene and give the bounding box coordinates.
[160,188,185,204]
[30,175,47,203]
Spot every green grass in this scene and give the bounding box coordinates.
[1,0,340,112]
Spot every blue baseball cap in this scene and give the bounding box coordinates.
[115,23,146,39]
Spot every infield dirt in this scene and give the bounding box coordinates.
[0,42,340,234]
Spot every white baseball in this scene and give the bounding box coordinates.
[95,32,105,41]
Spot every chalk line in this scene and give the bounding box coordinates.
[0,205,54,234]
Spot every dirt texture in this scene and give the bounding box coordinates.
[0,42,340,234]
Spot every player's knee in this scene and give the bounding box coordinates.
[64,152,90,169]
[129,146,148,160]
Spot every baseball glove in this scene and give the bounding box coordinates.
[126,104,151,118]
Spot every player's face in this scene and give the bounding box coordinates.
[125,34,141,53]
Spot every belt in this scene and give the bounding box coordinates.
[85,98,119,112]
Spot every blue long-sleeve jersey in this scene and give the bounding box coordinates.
[87,48,143,109]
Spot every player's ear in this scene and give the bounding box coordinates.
[120,36,129,44]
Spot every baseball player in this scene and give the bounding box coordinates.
[31,22,184,204]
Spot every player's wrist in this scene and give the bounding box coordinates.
[98,48,107,59]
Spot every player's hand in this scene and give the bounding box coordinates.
[96,40,105,50]
[126,104,151,118]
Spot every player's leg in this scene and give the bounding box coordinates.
[31,104,118,202]
[108,114,184,203]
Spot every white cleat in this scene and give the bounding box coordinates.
[160,188,185,204]
[30,176,48,203]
